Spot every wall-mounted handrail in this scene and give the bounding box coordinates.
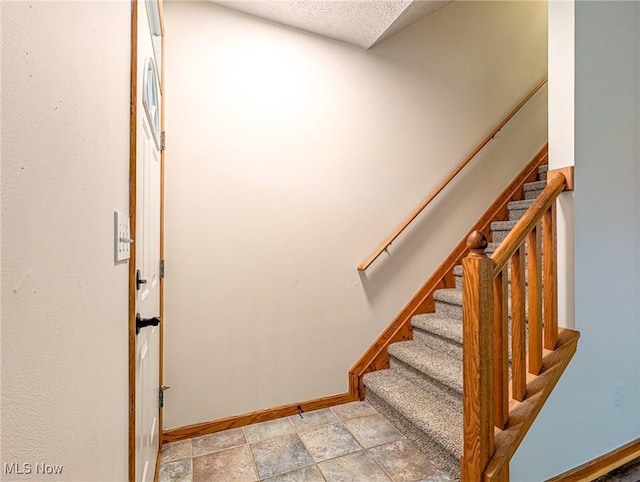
[358,77,548,271]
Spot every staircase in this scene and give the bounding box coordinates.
[362,166,548,479]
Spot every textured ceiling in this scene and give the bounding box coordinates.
[374,0,451,45]
[208,0,452,49]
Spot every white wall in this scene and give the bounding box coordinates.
[548,1,574,169]
[163,1,548,429]
[1,2,131,480]
[548,0,575,329]
[512,2,640,479]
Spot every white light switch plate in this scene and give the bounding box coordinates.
[114,211,131,263]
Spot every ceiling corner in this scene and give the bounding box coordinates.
[207,0,454,49]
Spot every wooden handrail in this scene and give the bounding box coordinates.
[491,171,565,275]
[358,77,548,271]
[349,146,548,401]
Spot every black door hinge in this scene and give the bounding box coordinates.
[159,259,165,279]
[159,386,170,408]
[160,131,166,151]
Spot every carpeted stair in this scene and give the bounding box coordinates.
[363,165,548,479]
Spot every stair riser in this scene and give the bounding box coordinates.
[509,209,527,221]
[455,275,533,290]
[492,229,510,243]
[506,178,546,220]
[485,242,537,256]
[365,390,461,479]
[435,302,463,321]
[412,315,463,345]
[390,357,462,396]
[436,297,532,320]
[414,323,521,374]
[412,329,463,360]
[525,188,544,200]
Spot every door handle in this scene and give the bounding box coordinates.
[136,313,161,334]
[136,269,147,291]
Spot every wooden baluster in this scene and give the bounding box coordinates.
[543,204,558,350]
[462,231,494,482]
[493,271,508,429]
[527,224,543,374]
[511,246,526,401]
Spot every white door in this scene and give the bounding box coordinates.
[135,2,162,480]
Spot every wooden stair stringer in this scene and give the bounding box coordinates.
[483,328,581,482]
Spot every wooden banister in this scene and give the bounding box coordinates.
[461,166,579,482]
[358,77,548,271]
[543,204,558,350]
[493,271,508,430]
[527,225,543,375]
[461,232,494,481]
[510,246,526,402]
[491,171,566,275]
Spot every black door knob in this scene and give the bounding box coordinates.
[136,269,148,291]
[136,313,161,334]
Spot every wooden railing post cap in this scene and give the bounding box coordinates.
[466,231,488,256]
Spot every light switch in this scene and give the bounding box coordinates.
[114,211,132,263]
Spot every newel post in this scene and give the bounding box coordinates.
[461,231,495,482]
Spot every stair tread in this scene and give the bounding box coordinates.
[430,280,532,320]
[433,288,462,306]
[508,199,535,210]
[389,340,462,394]
[412,313,462,345]
[363,369,462,458]
[454,264,531,278]
[523,180,546,191]
[491,219,519,231]
[412,329,462,360]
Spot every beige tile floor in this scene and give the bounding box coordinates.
[158,401,454,482]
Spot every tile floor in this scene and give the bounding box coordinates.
[158,401,453,482]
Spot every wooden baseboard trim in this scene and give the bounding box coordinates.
[154,451,161,482]
[546,437,640,482]
[161,392,358,444]
[349,144,549,399]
